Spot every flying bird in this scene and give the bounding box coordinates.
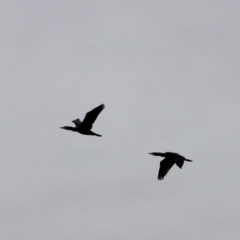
[60,104,105,137]
[148,152,192,180]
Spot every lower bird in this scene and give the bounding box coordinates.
[60,104,105,137]
[148,152,192,180]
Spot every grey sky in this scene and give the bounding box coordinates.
[0,1,240,239]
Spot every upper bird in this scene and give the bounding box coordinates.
[148,152,192,180]
[60,104,105,137]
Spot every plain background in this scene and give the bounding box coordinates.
[0,1,239,239]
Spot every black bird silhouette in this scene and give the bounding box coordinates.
[148,152,192,180]
[60,104,105,137]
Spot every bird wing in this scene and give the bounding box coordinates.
[72,118,82,127]
[173,153,185,169]
[158,158,175,180]
[81,104,105,130]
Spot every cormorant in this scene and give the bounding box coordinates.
[60,104,105,137]
[148,152,192,180]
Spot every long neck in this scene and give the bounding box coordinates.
[184,159,193,162]
[152,152,166,157]
[63,126,76,131]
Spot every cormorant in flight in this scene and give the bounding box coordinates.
[148,152,192,180]
[60,104,105,137]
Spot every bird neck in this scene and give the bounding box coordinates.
[63,126,76,131]
[153,152,166,157]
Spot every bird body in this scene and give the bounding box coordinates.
[60,104,104,137]
[148,152,192,180]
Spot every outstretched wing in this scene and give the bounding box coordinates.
[72,118,82,127]
[81,104,105,130]
[173,153,185,169]
[158,158,175,180]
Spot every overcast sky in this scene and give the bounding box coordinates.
[0,1,240,239]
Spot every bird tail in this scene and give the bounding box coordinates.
[185,159,192,162]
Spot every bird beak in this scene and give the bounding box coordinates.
[148,153,154,155]
[60,127,63,129]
